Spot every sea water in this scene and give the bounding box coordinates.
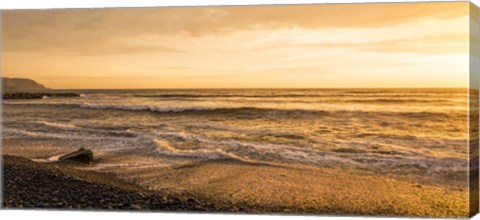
[2,88,469,186]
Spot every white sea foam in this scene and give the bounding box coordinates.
[151,130,360,166]
[153,139,251,162]
[78,103,220,113]
[4,127,131,142]
[38,121,78,129]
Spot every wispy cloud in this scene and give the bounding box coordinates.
[304,33,468,55]
[4,2,467,54]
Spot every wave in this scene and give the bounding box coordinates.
[351,155,467,172]
[149,127,466,172]
[7,119,140,139]
[152,134,467,172]
[345,98,461,104]
[135,95,463,105]
[151,136,358,167]
[153,139,255,163]
[3,128,121,140]
[4,102,462,120]
[136,94,344,98]
[4,124,467,172]
[134,93,465,100]
[3,102,329,115]
[38,121,78,129]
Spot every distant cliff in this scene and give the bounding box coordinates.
[2,77,49,92]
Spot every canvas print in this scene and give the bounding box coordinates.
[1,1,479,218]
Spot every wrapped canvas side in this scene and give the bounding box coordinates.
[470,2,480,218]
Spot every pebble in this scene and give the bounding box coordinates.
[130,204,142,210]
[2,155,244,213]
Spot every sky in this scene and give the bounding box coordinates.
[1,2,471,89]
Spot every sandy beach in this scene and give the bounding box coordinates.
[2,138,469,217]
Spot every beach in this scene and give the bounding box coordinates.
[3,139,469,217]
[1,88,471,217]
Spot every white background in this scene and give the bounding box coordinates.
[0,0,478,220]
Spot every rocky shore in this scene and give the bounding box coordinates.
[3,92,80,100]
[1,155,230,212]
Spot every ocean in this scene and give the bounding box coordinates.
[2,88,469,189]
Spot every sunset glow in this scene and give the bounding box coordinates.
[2,2,470,89]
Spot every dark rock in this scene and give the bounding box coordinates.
[57,148,94,165]
[3,92,80,100]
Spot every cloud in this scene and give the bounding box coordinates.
[3,2,468,55]
[1,2,470,89]
[305,33,468,55]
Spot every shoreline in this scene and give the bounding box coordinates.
[2,152,470,217]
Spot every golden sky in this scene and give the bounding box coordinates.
[1,2,471,89]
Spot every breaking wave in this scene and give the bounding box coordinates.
[4,102,461,120]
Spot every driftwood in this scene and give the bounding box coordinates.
[57,148,94,165]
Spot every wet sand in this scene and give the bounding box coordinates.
[131,160,468,217]
[2,138,470,217]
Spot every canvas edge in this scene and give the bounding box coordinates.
[469,1,480,218]
[0,10,4,210]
